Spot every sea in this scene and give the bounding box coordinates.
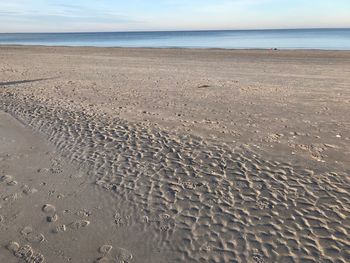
[0,28,350,50]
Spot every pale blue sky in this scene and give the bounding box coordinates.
[1,0,349,33]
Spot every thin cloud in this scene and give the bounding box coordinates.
[0,0,349,32]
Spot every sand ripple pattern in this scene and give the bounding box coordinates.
[1,93,350,263]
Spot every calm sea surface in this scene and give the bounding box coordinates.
[0,29,350,50]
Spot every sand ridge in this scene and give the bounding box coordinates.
[1,91,350,263]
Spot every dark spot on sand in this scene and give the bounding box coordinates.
[197,84,210,88]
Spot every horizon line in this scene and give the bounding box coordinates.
[1,27,350,34]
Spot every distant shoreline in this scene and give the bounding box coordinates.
[1,44,350,51]
[1,28,349,50]
[1,27,350,34]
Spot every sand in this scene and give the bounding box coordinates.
[0,46,350,263]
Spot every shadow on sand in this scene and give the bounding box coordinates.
[0,78,56,87]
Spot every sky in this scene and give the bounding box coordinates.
[0,0,350,33]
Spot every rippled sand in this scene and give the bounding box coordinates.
[1,46,350,263]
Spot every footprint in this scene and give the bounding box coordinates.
[42,204,56,214]
[22,185,38,195]
[99,245,113,255]
[7,241,45,263]
[3,192,22,202]
[42,203,58,223]
[50,167,63,174]
[47,214,58,223]
[26,233,45,243]
[20,226,33,235]
[0,174,13,183]
[114,212,125,227]
[49,157,64,174]
[141,216,149,224]
[14,244,33,259]
[20,226,45,243]
[76,210,91,218]
[252,253,265,263]
[37,168,49,174]
[159,224,170,232]
[28,251,45,263]
[6,241,20,253]
[68,220,90,230]
[158,213,175,233]
[115,247,133,263]
[52,224,67,234]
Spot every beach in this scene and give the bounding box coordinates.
[1,46,350,262]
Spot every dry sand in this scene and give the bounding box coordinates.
[0,46,350,263]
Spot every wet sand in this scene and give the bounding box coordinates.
[1,46,350,263]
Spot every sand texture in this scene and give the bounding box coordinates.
[1,46,350,263]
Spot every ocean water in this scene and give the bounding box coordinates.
[0,28,350,50]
